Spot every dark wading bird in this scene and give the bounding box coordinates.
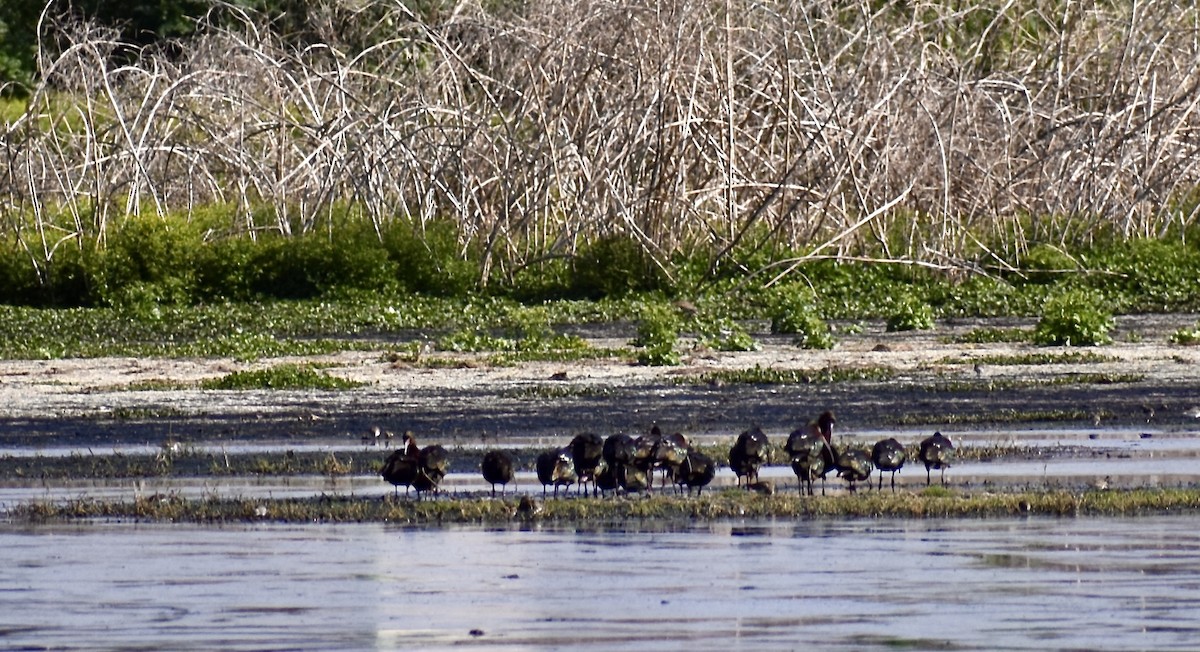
[653,432,690,492]
[570,433,604,496]
[679,450,717,495]
[918,432,955,486]
[786,423,835,496]
[632,429,661,485]
[413,439,449,500]
[380,431,419,498]
[814,411,836,442]
[480,450,515,497]
[836,447,873,494]
[603,434,637,471]
[536,447,577,497]
[871,438,906,492]
[595,462,619,497]
[617,462,650,494]
[729,426,771,488]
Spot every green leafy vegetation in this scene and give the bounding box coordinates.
[1170,322,1200,345]
[1033,290,1115,346]
[633,302,681,366]
[886,295,935,332]
[693,316,759,352]
[768,286,836,349]
[940,374,1144,391]
[200,364,364,390]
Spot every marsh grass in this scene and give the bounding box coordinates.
[13,488,1200,524]
[942,351,1118,366]
[892,409,1115,426]
[0,446,562,480]
[679,364,897,386]
[114,379,196,391]
[927,374,1145,393]
[501,384,623,400]
[951,328,1033,344]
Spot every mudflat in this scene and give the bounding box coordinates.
[0,314,1197,449]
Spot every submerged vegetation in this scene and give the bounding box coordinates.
[11,488,1200,524]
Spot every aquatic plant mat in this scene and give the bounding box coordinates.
[11,488,1200,524]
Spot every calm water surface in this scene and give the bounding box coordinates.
[2,516,1199,650]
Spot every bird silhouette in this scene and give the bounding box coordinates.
[786,423,834,496]
[380,432,420,498]
[413,441,449,500]
[632,429,661,486]
[595,462,619,497]
[918,432,955,486]
[570,433,604,496]
[871,438,906,492]
[836,446,872,493]
[481,450,515,497]
[617,462,650,494]
[652,432,690,491]
[679,450,717,495]
[603,434,637,469]
[729,426,771,488]
[814,411,835,441]
[536,447,577,497]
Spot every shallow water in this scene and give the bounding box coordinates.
[3,446,1199,509]
[5,426,1200,459]
[2,516,1199,650]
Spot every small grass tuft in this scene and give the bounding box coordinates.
[679,364,896,385]
[944,351,1117,366]
[1169,322,1200,345]
[952,327,1032,344]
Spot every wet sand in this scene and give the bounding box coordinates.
[0,314,1198,453]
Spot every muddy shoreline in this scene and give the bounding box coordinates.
[0,314,1197,451]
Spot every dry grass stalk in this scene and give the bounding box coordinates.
[1,0,1198,283]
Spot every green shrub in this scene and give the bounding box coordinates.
[193,237,264,302]
[1021,243,1077,284]
[382,219,477,296]
[694,316,759,352]
[1087,239,1200,312]
[247,228,397,300]
[505,258,573,301]
[95,216,203,308]
[571,235,665,299]
[886,295,935,332]
[768,285,835,349]
[1033,289,1113,346]
[0,239,43,304]
[633,302,680,365]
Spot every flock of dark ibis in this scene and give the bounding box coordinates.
[531,428,717,498]
[777,411,955,495]
[378,412,955,500]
